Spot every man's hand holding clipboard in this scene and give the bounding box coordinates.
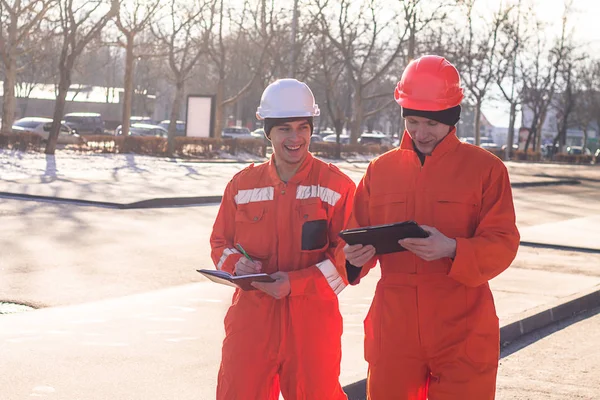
[338,220,430,255]
[339,221,457,262]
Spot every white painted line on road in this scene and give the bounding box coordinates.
[6,336,41,343]
[168,306,196,312]
[166,337,199,342]
[147,317,185,322]
[70,318,107,325]
[31,386,55,394]
[190,298,224,303]
[82,341,128,347]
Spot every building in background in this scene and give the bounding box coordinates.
[0,82,156,130]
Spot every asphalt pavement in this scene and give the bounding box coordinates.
[0,152,599,399]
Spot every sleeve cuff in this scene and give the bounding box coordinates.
[345,261,363,284]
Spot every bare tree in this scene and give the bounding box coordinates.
[520,6,571,153]
[312,33,351,158]
[402,0,452,61]
[0,0,55,134]
[209,0,273,139]
[12,31,58,115]
[570,59,599,153]
[316,0,409,143]
[453,0,512,146]
[552,50,582,154]
[152,0,214,154]
[115,0,161,136]
[44,0,118,154]
[496,0,528,159]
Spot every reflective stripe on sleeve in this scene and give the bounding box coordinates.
[217,248,240,270]
[315,259,346,295]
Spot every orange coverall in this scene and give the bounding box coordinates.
[211,152,355,400]
[337,131,520,400]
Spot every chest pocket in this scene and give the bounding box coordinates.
[297,199,329,252]
[433,192,479,238]
[234,204,270,259]
[369,192,408,226]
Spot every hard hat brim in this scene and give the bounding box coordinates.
[256,108,320,120]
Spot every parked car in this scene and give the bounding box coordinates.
[158,120,186,136]
[12,117,84,145]
[459,136,499,149]
[317,129,335,138]
[250,128,270,144]
[251,128,266,139]
[594,149,600,164]
[566,146,592,156]
[541,143,559,158]
[222,126,252,139]
[128,123,168,138]
[322,134,350,145]
[480,137,499,149]
[63,112,105,135]
[359,132,393,146]
[310,134,323,143]
[115,116,156,135]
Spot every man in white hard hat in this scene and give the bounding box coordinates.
[210,79,355,399]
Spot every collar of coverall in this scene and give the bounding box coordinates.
[267,151,315,185]
[400,127,460,159]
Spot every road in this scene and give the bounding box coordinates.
[497,308,600,399]
[0,159,599,399]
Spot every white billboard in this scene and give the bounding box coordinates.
[185,95,215,137]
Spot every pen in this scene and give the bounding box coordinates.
[236,243,254,261]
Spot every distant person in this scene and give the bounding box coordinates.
[337,55,520,399]
[210,79,355,399]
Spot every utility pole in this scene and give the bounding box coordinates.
[289,0,298,78]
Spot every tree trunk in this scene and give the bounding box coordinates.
[505,101,517,160]
[350,86,363,144]
[535,111,546,152]
[213,76,225,139]
[525,117,537,153]
[46,71,71,154]
[333,118,344,159]
[168,79,184,155]
[121,34,135,137]
[1,56,17,134]
[474,99,482,146]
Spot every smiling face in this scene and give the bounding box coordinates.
[404,115,453,155]
[269,119,312,169]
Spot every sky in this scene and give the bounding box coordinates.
[480,0,600,127]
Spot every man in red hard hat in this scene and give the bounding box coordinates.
[210,78,355,399]
[335,55,520,399]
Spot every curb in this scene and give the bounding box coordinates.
[0,192,223,209]
[342,286,600,400]
[511,179,580,188]
[499,285,600,345]
[0,178,580,210]
[520,241,600,254]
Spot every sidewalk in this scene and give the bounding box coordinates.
[1,151,600,399]
[0,258,599,400]
[0,152,584,206]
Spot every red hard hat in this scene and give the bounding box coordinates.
[394,55,464,111]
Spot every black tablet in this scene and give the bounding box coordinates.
[338,220,430,254]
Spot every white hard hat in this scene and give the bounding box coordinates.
[256,79,320,120]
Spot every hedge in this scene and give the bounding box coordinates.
[0,131,43,151]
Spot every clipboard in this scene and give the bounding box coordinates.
[338,220,429,254]
[197,269,275,291]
